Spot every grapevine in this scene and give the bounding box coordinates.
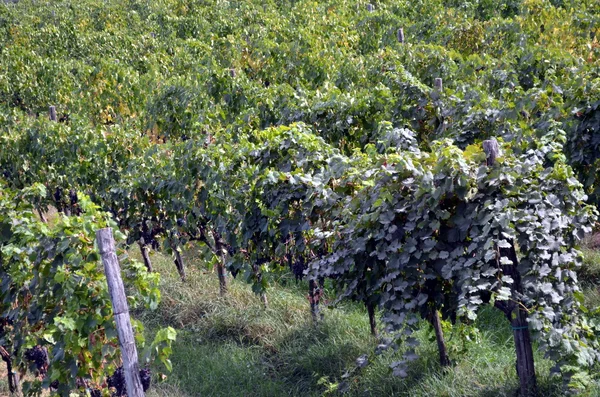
[0,0,598,394]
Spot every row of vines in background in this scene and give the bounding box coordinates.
[0,0,598,146]
[0,0,599,395]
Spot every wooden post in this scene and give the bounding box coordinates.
[493,243,538,396]
[138,241,153,273]
[203,230,228,295]
[366,302,377,337]
[37,208,48,223]
[49,106,57,121]
[214,236,228,296]
[0,346,22,396]
[434,78,443,92]
[216,260,227,295]
[483,139,500,166]
[484,141,537,396]
[216,243,227,296]
[171,242,187,282]
[254,256,268,308]
[510,302,537,396]
[397,28,405,43]
[6,359,21,396]
[96,228,145,397]
[308,279,321,323]
[260,292,268,308]
[429,309,450,367]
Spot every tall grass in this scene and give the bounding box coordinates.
[134,245,599,397]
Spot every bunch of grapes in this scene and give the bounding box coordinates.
[69,189,81,215]
[89,388,102,397]
[107,366,126,396]
[24,345,48,375]
[140,367,151,392]
[53,187,64,212]
[107,366,152,396]
[290,256,306,281]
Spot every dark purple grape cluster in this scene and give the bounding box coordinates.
[107,366,152,396]
[290,256,306,281]
[53,187,65,213]
[24,345,48,375]
[107,366,126,396]
[89,389,102,397]
[69,189,81,215]
[140,367,151,392]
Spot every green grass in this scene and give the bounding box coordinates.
[133,246,600,397]
[580,247,600,310]
[580,246,600,283]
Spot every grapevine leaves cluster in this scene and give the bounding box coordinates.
[2,114,600,391]
[0,182,173,395]
[0,0,599,394]
[309,139,600,387]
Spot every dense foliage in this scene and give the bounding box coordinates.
[0,183,174,395]
[0,0,599,394]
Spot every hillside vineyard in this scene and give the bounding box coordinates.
[0,0,599,396]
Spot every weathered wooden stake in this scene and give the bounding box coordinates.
[49,106,57,121]
[253,256,268,307]
[260,292,268,308]
[217,251,227,296]
[37,208,48,223]
[483,138,500,166]
[308,279,321,323]
[6,360,21,396]
[434,78,443,92]
[366,302,377,337]
[494,243,537,396]
[0,346,22,396]
[171,243,187,282]
[510,302,537,396]
[397,28,405,43]
[138,241,153,273]
[430,309,450,367]
[214,238,228,296]
[96,228,145,397]
[216,260,228,295]
[484,140,537,396]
